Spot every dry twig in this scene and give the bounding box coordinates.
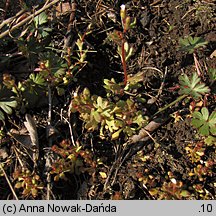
[0,163,19,200]
[0,0,61,39]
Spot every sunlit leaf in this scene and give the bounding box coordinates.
[179,72,210,99]
[0,96,17,120]
[0,110,4,121]
[34,12,48,27]
[15,182,23,189]
[204,136,215,146]
[111,129,123,140]
[31,188,38,197]
[29,73,46,86]
[192,108,216,136]
[93,111,101,123]
[99,172,107,179]
[180,190,191,197]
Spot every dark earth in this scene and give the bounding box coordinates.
[0,0,215,200]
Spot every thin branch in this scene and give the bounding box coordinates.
[61,113,77,147]
[0,9,26,30]
[0,163,19,200]
[153,94,187,117]
[0,0,61,39]
[48,85,52,126]
[193,52,202,77]
[46,84,52,200]
[147,66,167,104]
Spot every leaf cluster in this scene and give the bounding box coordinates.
[70,76,148,140]
[191,107,216,136]
[13,168,44,198]
[178,72,210,99]
[50,139,94,181]
[0,85,17,121]
[179,36,208,54]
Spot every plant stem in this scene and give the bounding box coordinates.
[153,94,187,116]
[121,40,127,86]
